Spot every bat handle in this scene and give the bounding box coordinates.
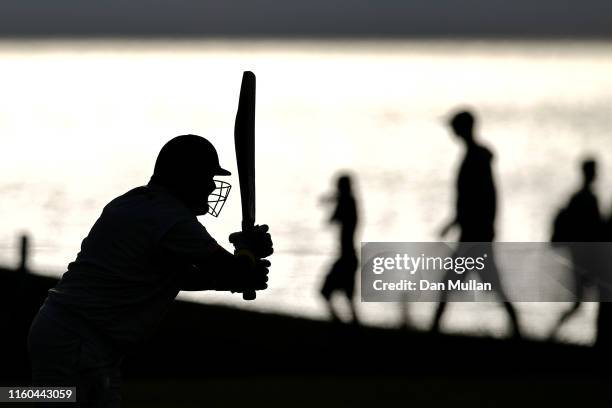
[240,224,257,301]
[243,290,256,301]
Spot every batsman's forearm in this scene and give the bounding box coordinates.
[178,264,216,291]
[178,247,255,291]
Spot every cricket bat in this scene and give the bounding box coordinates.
[234,71,257,301]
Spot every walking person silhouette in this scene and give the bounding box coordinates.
[432,110,521,338]
[28,135,273,407]
[320,174,360,324]
[597,204,612,347]
[550,158,604,338]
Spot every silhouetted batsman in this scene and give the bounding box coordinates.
[432,110,521,338]
[320,174,359,324]
[28,135,273,407]
[550,158,604,339]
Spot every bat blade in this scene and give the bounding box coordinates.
[235,71,256,232]
[234,71,257,301]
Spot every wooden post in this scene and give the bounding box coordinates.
[19,234,29,272]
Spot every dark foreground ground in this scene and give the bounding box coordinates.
[2,266,612,407]
[122,376,611,408]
